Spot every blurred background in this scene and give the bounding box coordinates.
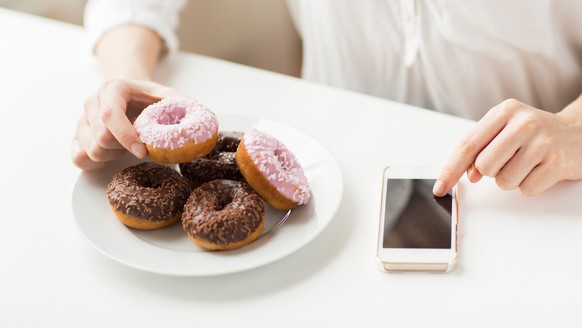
[0,0,302,76]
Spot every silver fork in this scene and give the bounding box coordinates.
[257,209,292,239]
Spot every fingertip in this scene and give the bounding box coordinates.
[432,179,447,197]
[130,142,147,159]
[467,165,483,183]
[71,139,84,168]
[71,140,106,171]
[71,137,81,154]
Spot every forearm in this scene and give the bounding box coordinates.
[95,25,163,81]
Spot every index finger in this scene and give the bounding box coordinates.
[433,103,510,196]
[98,81,147,158]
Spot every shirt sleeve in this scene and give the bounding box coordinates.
[84,0,187,55]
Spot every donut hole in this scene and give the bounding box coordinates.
[214,192,234,211]
[136,176,162,189]
[156,105,186,125]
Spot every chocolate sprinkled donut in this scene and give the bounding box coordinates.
[107,162,191,230]
[182,179,265,251]
[211,131,243,154]
[179,131,244,185]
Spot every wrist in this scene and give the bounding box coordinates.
[557,94,582,127]
[95,25,163,81]
[105,68,153,81]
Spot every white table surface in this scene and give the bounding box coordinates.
[2,8,582,328]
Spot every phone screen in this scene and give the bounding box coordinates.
[382,179,452,249]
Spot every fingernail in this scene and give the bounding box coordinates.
[130,143,146,158]
[433,180,446,196]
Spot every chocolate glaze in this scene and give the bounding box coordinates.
[182,179,265,245]
[179,131,243,184]
[107,162,191,222]
[210,131,243,154]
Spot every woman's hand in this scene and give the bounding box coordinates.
[72,79,184,170]
[434,97,582,196]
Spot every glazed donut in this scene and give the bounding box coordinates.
[107,162,191,230]
[179,131,243,186]
[182,179,265,251]
[133,97,219,163]
[236,129,310,210]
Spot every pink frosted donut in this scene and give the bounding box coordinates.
[236,128,310,210]
[133,98,219,163]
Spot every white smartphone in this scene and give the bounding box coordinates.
[376,166,458,272]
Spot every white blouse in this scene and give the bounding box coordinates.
[85,0,582,120]
[84,0,186,55]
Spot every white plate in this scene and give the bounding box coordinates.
[71,114,343,276]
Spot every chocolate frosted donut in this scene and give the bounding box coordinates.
[211,131,243,154]
[182,179,265,250]
[107,162,191,230]
[179,131,243,185]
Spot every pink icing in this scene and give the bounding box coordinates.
[243,129,310,205]
[133,98,218,149]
